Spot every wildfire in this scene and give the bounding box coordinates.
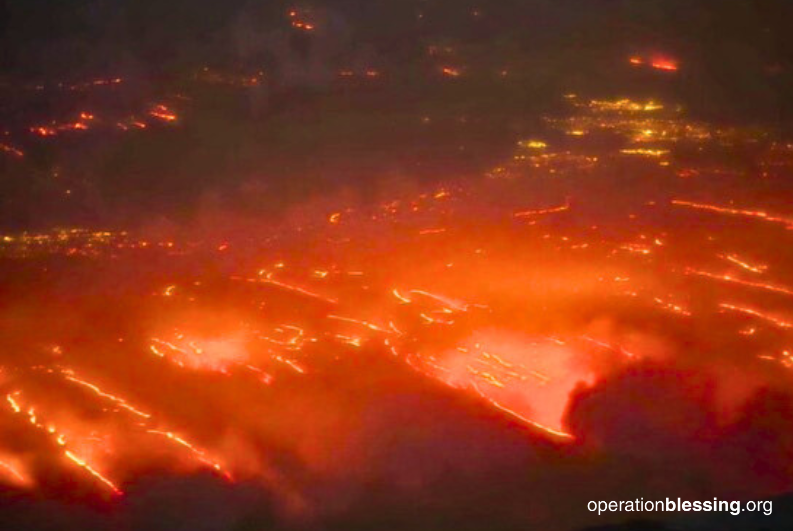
[0,143,24,158]
[2,86,793,517]
[514,202,570,218]
[149,104,178,122]
[441,66,462,77]
[288,9,316,31]
[629,54,680,72]
[672,199,793,229]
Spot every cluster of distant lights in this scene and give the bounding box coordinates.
[0,229,179,258]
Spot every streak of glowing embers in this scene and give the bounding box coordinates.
[652,297,692,317]
[337,69,380,78]
[719,254,768,274]
[392,289,412,304]
[407,335,581,440]
[245,364,275,384]
[244,270,339,304]
[619,243,654,256]
[327,315,388,347]
[291,21,315,30]
[466,348,550,388]
[0,456,29,486]
[57,368,230,479]
[513,202,570,218]
[408,290,475,312]
[388,288,477,327]
[149,336,244,375]
[29,114,94,136]
[671,199,793,229]
[62,370,151,419]
[326,291,467,349]
[26,105,177,138]
[260,324,309,350]
[326,187,454,224]
[719,303,793,330]
[685,269,793,298]
[146,430,228,478]
[64,451,123,495]
[580,335,637,359]
[328,315,389,334]
[650,59,679,72]
[418,227,447,235]
[757,350,793,370]
[149,338,188,369]
[620,148,669,158]
[419,312,455,325]
[152,329,304,379]
[148,104,177,122]
[0,143,24,158]
[5,392,121,495]
[67,370,231,476]
[623,290,693,317]
[259,326,309,374]
[272,355,306,374]
[628,55,679,72]
[440,66,462,77]
[115,119,148,131]
[470,384,574,440]
[467,366,506,388]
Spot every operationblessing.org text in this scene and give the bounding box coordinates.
[588,498,772,517]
